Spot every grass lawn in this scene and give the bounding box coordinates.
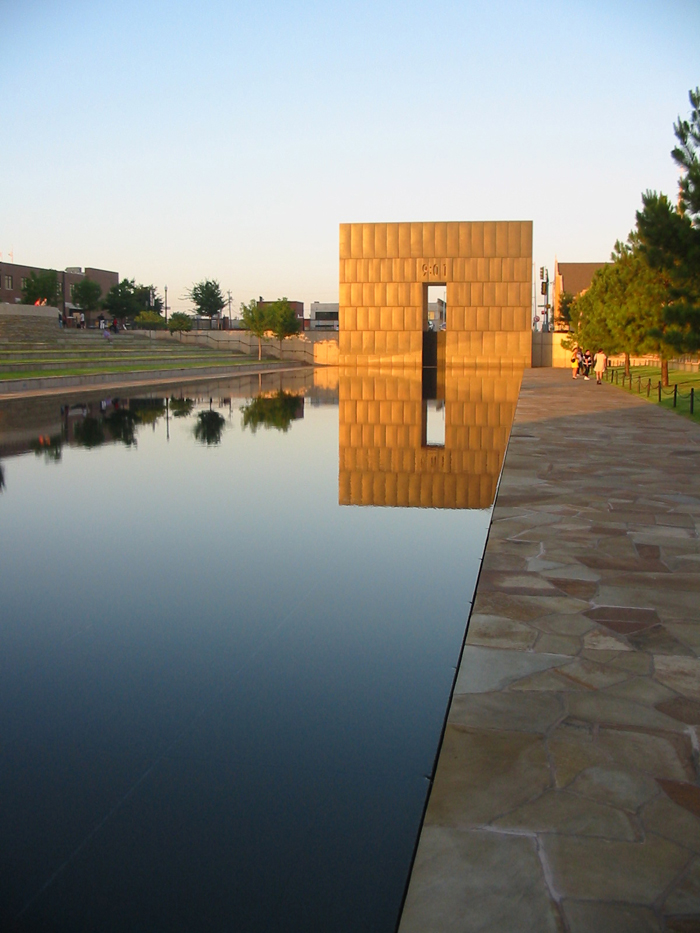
[607,364,700,424]
[0,357,276,381]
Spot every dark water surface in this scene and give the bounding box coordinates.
[0,369,519,932]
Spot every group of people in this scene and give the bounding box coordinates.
[571,348,607,385]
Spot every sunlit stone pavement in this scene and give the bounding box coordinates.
[399,369,700,933]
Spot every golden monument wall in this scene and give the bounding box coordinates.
[339,221,533,366]
[338,369,521,510]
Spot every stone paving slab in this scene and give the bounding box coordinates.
[399,369,700,933]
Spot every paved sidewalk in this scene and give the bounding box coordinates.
[399,369,700,933]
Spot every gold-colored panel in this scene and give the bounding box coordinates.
[507,283,520,306]
[458,222,471,257]
[380,306,393,331]
[495,282,508,306]
[422,222,435,257]
[501,306,514,330]
[374,223,387,258]
[470,282,483,306]
[476,258,488,281]
[340,224,351,260]
[508,221,521,257]
[489,307,502,330]
[489,258,502,282]
[521,221,533,258]
[362,224,375,259]
[484,222,497,257]
[410,224,423,258]
[345,307,357,330]
[476,307,489,330]
[387,223,399,258]
[391,307,405,331]
[398,223,411,257]
[451,306,465,330]
[435,223,448,258]
[351,224,363,259]
[484,282,496,305]
[362,283,374,306]
[357,307,369,331]
[374,282,387,306]
[446,223,459,258]
[470,223,484,258]
[496,222,508,256]
[350,283,363,306]
[369,259,382,283]
[399,283,412,306]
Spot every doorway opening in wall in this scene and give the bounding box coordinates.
[426,285,447,333]
[422,284,446,369]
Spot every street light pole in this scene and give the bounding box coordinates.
[164,286,169,324]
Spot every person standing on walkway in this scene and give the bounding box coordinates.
[583,349,593,380]
[594,349,607,385]
[571,350,579,379]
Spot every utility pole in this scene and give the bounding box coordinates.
[164,286,169,323]
[226,289,233,328]
[539,266,550,331]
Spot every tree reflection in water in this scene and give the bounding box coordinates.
[0,463,5,492]
[240,391,302,434]
[73,416,106,448]
[170,397,195,418]
[105,409,140,447]
[194,409,226,445]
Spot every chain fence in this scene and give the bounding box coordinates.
[606,367,696,415]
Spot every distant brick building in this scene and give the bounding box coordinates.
[553,261,608,330]
[0,260,118,318]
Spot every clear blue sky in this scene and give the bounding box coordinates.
[1,0,698,312]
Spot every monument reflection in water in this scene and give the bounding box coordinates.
[339,366,520,511]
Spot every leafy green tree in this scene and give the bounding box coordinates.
[194,409,226,445]
[134,310,166,330]
[22,270,59,306]
[557,291,575,329]
[267,297,301,354]
[134,285,163,314]
[185,279,226,318]
[72,278,102,313]
[568,239,670,378]
[636,87,700,360]
[102,279,142,319]
[241,391,303,433]
[168,311,192,333]
[240,298,270,360]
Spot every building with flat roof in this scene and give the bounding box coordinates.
[553,260,608,329]
[0,260,118,318]
[309,302,339,330]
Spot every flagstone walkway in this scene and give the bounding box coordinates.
[399,368,700,933]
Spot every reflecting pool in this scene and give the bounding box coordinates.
[0,367,520,932]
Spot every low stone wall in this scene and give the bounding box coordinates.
[0,303,61,342]
[531,331,571,367]
[149,329,339,365]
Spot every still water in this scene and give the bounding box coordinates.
[0,367,519,932]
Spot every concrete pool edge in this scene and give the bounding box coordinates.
[397,369,700,933]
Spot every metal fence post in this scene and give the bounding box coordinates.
[658,382,662,402]
[647,379,651,398]
[691,387,695,414]
[674,384,678,408]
